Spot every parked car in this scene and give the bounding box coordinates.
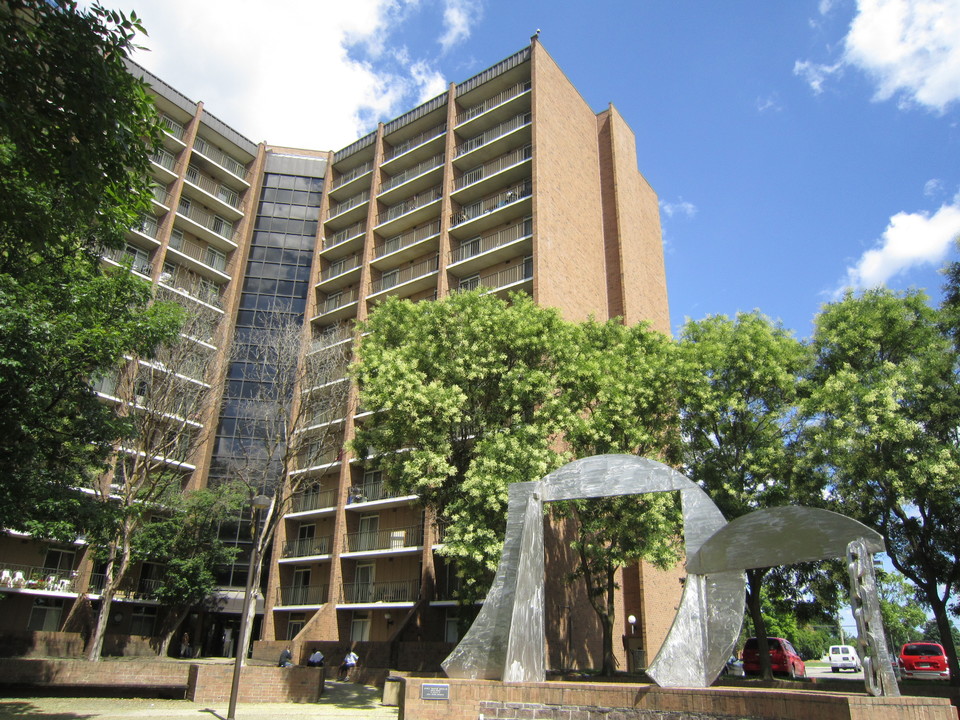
[741,637,806,678]
[828,644,862,673]
[898,642,950,680]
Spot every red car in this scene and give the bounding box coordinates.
[741,637,806,678]
[899,642,950,680]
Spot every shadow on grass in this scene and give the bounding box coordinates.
[318,680,385,709]
[0,701,94,719]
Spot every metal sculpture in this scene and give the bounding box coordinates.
[441,455,897,696]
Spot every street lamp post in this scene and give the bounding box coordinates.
[227,494,272,720]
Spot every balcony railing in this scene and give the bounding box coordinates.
[375,220,441,258]
[456,113,531,158]
[309,325,353,353]
[89,573,162,599]
[158,267,223,309]
[324,221,366,251]
[456,81,531,125]
[281,535,332,558]
[332,160,373,190]
[186,165,241,209]
[328,191,369,220]
[102,245,152,276]
[291,488,337,513]
[177,200,235,242]
[340,579,419,604]
[370,254,438,295]
[458,259,532,293]
[135,214,159,239]
[451,180,531,226]
[344,524,423,553]
[159,113,186,141]
[318,287,359,316]
[169,232,228,273]
[450,218,532,264]
[151,185,172,207]
[347,478,405,504]
[380,154,444,193]
[321,255,361,282]
[151,147,177,172]
[384,122,446,161]
[192,136,247,179]
[376,187,441,226]
[455,145,531,191]
[0,563,75,592]
[277,584,329,606]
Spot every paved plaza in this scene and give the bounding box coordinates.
[0,680,399,720]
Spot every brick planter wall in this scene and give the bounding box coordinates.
[398,677,956,720]
[0,658,189,690]
[187,664,324,703]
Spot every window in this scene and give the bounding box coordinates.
[459,275,480,291]
[27,598,64,632]
[350,611,370,642]
[44,548,75,574]
[287,612,306,640]
[381,269,399,290]
[130,606,157,636]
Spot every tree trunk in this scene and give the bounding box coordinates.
[600,566,616,676]
[746,568,773,680]
[156,605,192,657]
[235,544,265,664]
[926,592,960,687]
[86,545,118,662]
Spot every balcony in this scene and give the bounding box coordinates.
[448,217,532,275]
[308,324,353,354]
[317,255,362,292]
[455,112,532,168]
[377,153,444,205]
[277,584,329,607]
[0,563,75,593]
[150,147,178,184]
[151,184,172,211]
[175,198,237,249]
[321,220,366,260]
[89,573,162,600]
[456,80,531,129]
[343,524,423,555]
[290,449,343,477]
[281,535,332,559]
[372,220,441,270]
[159,113,186,142]
[346,478,415,510]
[327,190,369,230]
[382,122,446,169]
[184,165,243,220]
[339,578,419,605]
[313,287,359,324]
[450,180,532,237]
[330,160,373,200]
[102,245,153,277]
[130,214,161,244]
[168,231,230,280]
[158,267,225,312]
[453,145,531,204]
[289,488,337,515]
[191,136,248,185]
[456,257,533,297]
[374,186,441,238]
[368,254,439,301]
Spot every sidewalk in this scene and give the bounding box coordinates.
[0,680,400,720]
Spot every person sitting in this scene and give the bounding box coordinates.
[338,650,359,680]
[278,647,294,667]
[307,649,325,667]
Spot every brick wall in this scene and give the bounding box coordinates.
[0,658,189,689]
[398,677,955,720]
[186,663,323,703]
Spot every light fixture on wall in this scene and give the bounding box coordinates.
[627,614,636,636]
[385,612,394,626]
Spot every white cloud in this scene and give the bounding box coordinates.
[756,95,782,112]
[439,0,482,52]
[924,178,945,197]
[798,0,960,112]
[838,196,960,291]
[660,200,698,219]
[86,0,475,151]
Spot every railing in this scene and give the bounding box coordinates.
[374,220,441,258]
[456,112,531,157]
[321,255,361,282]
[450,218,532,264]
[277,584,329,606]
[340,579,419,604]
[451,180,531,226]
[186,165,241,209]
[177,200,235,242]
[318,287,359,316]
[383,122,446,161]
[281,535,332,558]
[0,563,75,592]
[291,488,337,513]
[135,214,159,239]
[324,221,366,250]
[333,160,373,190]
[151,185,172,207]
[344,524,423,553]
[192,136,247,179]
[455,145,531,191]
[456,80,531,125]
[376,186,441,226]
[309,325,353,352]
[158,113,186,141]
[458,259,532,293]
[88,573,162,599]
[455,47,531,97]
[102,245,152,276]
[380,154,444,193]
[91,373,119,396]
[169,232,228,273]
[347,478,405,504]
[151,147,177,172]
[370,254,438,294]
[158,267,224,309]
[294,448,343,472]
[328,190,369,220]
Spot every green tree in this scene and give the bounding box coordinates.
[677,311,812,680]
[804,288,960,685]
[876,569,927,652]
[352,291,573,603]
[0,0,171,532]
[554,319,684,675]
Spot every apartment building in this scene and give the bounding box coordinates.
[0,37,678,671]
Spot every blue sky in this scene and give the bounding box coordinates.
[98,0,960,339]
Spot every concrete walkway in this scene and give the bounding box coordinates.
[0,680,399,720]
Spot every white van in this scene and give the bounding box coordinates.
[828,644,862,672]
